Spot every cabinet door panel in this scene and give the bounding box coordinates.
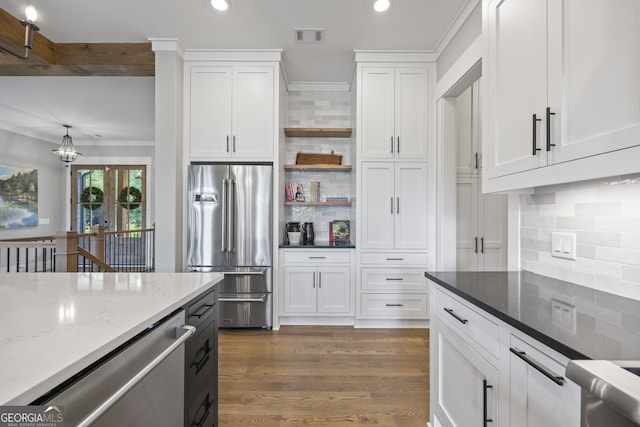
[395,68,428,159]
[509,335,580,427]
[434,319,499,427]
[395,163,428,249]
[456,177,479,271]
[479,191,508,271]
[283,267,316,313]
[189,67,233,159]
[361,67,395,160]
[456,85,475,175]
[361,163,395,249]
[317,267,350,313]
[547,0,640,164]
[485,0,548,178]
[233,67,274,159]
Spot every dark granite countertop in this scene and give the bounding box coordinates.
[425,271,640,361]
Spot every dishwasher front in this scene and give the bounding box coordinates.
[36,309,195,426]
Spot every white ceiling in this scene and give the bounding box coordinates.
[0,0,470,145]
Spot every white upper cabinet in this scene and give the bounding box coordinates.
[360,66,428,160]
[484,0,640,191]
[187,64,275,160]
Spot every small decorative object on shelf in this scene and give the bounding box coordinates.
[325,196,349,204]
[285,181,306,202]
[296,152,342,166]
[329,220,350,246]
[309,181,320,203]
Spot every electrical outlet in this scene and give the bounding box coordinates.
[551,232,576,260]
[320,222,328,231]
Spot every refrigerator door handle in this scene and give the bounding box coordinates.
[221,178,228,252]
[228,179,235,252]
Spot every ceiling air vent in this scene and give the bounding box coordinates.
[294,28,325,44]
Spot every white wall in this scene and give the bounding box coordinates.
[0,129,66,238]
[520,173,640,300]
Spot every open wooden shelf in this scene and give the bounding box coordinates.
[284,202,352,207]
[284,128,352,138]
[284,164,352,172]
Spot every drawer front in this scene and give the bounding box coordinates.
[284,250,351,264]
[186,320,217,400]
[433,287,499,358]
[360,252,427,266]
[187,290,216,330]
[360,293,428,319]
[361,268,427,292]
[187,373,216,427]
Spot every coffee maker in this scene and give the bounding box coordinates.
[302,222,314,245]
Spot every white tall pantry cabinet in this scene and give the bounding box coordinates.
[455,81,507,271]
[355,52,435,325]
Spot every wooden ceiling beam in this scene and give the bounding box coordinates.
[0,8,154,76]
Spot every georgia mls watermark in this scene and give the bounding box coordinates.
[0,406,64,427]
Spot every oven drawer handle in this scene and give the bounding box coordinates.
[444,307,468,324]
[510,347,565,386]
[190,304,214,319]
[76,324,196,427]
[219,295,266,303]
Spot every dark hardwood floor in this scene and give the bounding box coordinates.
[218,326,429,426]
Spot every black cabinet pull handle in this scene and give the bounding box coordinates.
[546,107,556,151]
[444,307,468,324]
[510,347,565,386]
[397,197,400,214]
[483,379,494,426]
[233,135,236,152]
[386,303,403,307]
[390,197,394,214]
[308,256,326,259]
[532,114,542,155]
[481,237,485,254]
[192,394,211,427]
[474,237,478,254]
[397,136,400,153]
[390,136,394,153]
[192,342,212,375]
[386,257,404,261]
[190,304,214,319]
[475,152,479,169]
[385,278,404,281]
[226,135,230,152]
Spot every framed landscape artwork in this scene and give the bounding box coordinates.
[0,164,38,229]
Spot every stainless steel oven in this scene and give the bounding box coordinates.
[567,360,640,427]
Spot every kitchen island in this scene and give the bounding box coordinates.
[425,270,640,427]
[0,272,223,406]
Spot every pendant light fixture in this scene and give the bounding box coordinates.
[53,125,81,163]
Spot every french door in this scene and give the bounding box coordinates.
[71,165,146,233]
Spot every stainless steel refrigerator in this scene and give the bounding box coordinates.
[187,163,273,328]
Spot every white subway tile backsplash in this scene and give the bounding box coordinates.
[596,217,640,233]
[622,234,640,249]
[520,174,640,300]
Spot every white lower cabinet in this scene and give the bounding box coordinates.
[283,266,350,313]
[280,249,354,320]
[358,266,428,320]
[430,283,580,427]
[509,335,580,427]
[433,318,499,427]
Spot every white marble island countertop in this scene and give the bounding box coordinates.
[0,272,223,405]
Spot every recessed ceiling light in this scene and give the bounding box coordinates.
[211,0,230,12]
[373,0,390,13]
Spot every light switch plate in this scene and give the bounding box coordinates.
[551,232,577,260]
